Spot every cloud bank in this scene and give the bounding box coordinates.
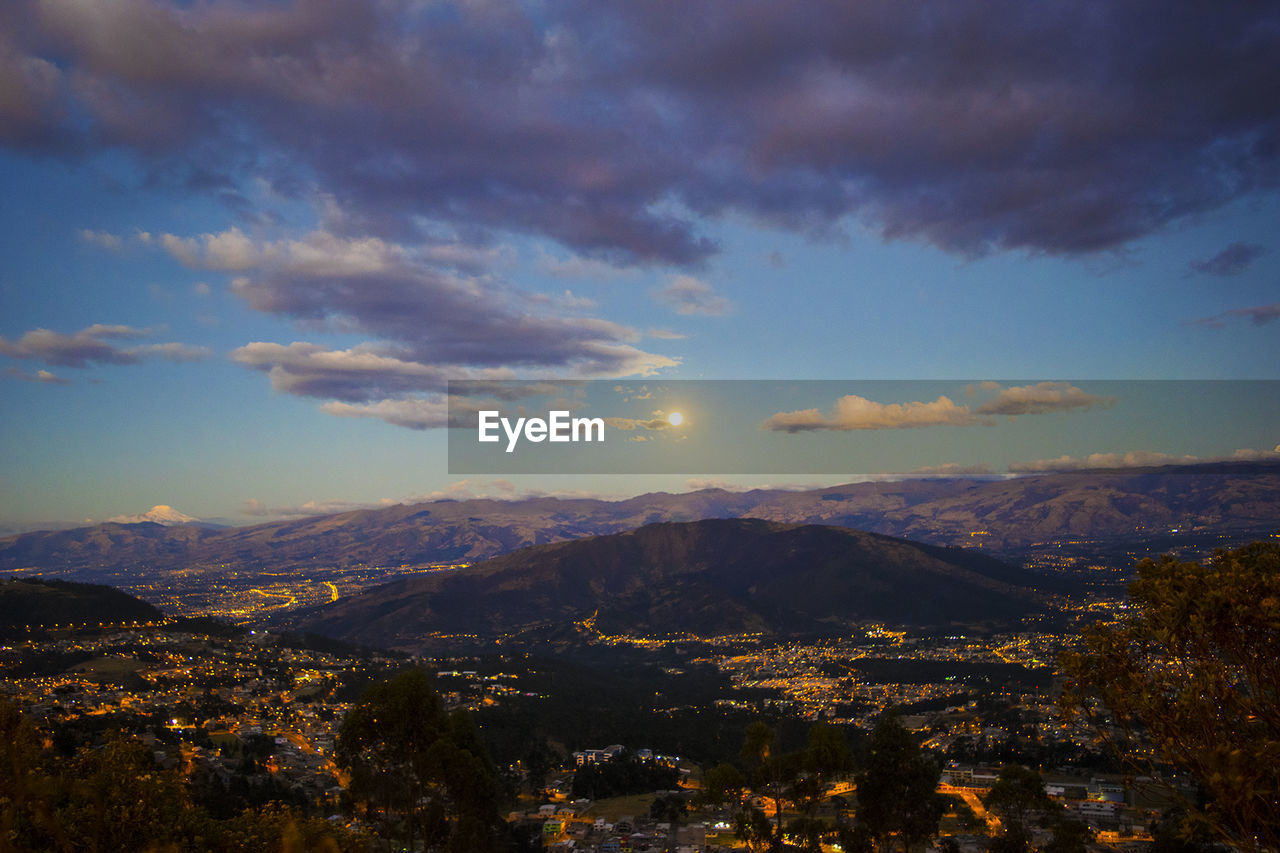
[2,1,1276,265]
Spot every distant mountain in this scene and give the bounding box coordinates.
[1,461,1277,576]
[296,519,1048,647]
[107,504,199,526]
[0,577,162,637]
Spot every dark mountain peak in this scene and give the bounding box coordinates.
[299,518,1047,649]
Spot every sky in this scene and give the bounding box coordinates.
[1,1,1278,532]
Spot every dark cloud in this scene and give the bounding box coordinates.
[0,324,209,368]
[1191,303,1280,329]
[1189,242,1270,277]
[185,229,678,378]
[3,1,1277,264]
[188,228,678,425]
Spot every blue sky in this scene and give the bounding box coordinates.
[1,1,1277,531]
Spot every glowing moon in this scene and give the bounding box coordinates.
[668,411,684,426]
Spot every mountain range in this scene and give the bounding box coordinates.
[2,462,1277,576]
[294,518,1050,647]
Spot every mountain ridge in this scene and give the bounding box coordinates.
[294,518,1051,647]
[2,461,1278,576]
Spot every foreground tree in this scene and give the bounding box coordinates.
[982,765,1055,853]
[337,668,504,852]
[855,715,944,853]
[740,720,794,851]
[1060,542,1280,853]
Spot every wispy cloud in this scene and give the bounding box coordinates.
[5,366,71,384]
[1191,303,1280,329]
[0,324,209,368]
[909,462,995,477]
[78,229,123,251]
[656,275,730,316]
[765,383,1112,432]
[1189,241,1269,277]
[973,381,1115,416]
[1008,446,1280,473]
[241,496,400,520]
[764,394,977,432]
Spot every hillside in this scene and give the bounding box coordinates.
[0,577,163,637]
[1,462,1277,576]
[296,519,1049,647]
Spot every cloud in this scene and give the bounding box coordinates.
[536,249,636,281]
[156,226,677,428]
[646,328,687,340]
[656,275,731,316]
[557,290,597,311]
[241,496,399,520]
[78,229,123,251]
[1003,448,1280,473]
[1191,303,1280,329]
[5,366,71,384]
[765,382,1112,433]
[604,412,676,431]
[231,342,469,403]
[321,398,451,430]
[974,382,1115,416]
[10,2,1274,263]
[764,394,979,432]
[1189,241,1269,276]
[172,228,676,374]
[0,323,209,368]
[909,462,995,477]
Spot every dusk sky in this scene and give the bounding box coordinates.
[2,1,1278,531]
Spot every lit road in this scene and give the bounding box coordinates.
[939,784,1002,833]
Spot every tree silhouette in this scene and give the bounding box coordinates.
[854,715,944,853]
[982,764,1055,853]
[1061,542,1280,853]
[336,668,503,852]
[740,720,791,851]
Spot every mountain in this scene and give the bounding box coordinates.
[106,504,199,525]
[296,519,1049,647]
[0,577,163,637]
[2,462,1278,576]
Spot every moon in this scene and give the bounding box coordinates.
[668,411,684,426]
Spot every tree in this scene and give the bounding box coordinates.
[854,715,945,853]
[1043,818,1095,853]
[1060,542,1280,853]
[699,761,746,810]
[740,720,792,851]
[735,805,776,853]
[336,668,504,852]
[982,765,1055,853]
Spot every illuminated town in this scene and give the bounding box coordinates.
[0,562,1191,851]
